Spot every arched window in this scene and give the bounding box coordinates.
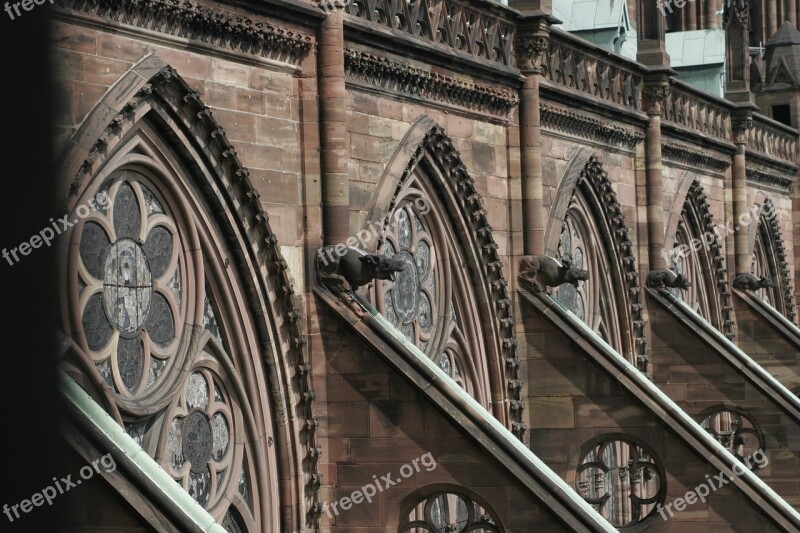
[59,62,310,532]
[667,181,732,338]
[548,155,645,368]
[400,491,501,532]
[575,436,665,528]
[700,408,764,462]
[750,199,796,322]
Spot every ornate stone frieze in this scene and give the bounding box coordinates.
[540,36,642,110]
[540,103,645,149]
[746,163,794,191]
[57,0,313,64]
[747,116,798,164]
[662,142,731,173]
[663,85,733,142]
[344,0,515,67]
[760,198,797,322]
[344,50,519,116]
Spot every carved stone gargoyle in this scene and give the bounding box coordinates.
[646,269,691,291]
[317,245,406,297]
[732,273,774,291]
[518,255,589,292]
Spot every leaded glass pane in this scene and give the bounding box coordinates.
[143,226,173,278]
[113,182,141,240]
[416,241,430,279]
[83,293,112,350]
[140,184,164,214]
[187,373,209,411]
[396,209,411,248]
[103,239,153,336]
[188,467,211,506]
[392,250,419,322]
[183,411,213,472]
[117,337,143,391]
[146,293,174,347]
[146,357,167,390]
[80,221,110,279]
[168,418,185,470]
[418,292,433,332]
[96,358,114,388]
[211,413,230,461]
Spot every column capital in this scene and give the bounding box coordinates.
[731,106,755,144]
[642,73,673,116]
[516,14,557,74]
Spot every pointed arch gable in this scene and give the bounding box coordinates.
[663,177,734,339]
[749,196,796,322]
[365,116,523,439]
[56,55,316,531]
[546,154,647,370]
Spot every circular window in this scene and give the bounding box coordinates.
[701,409,764,462]
[76,177,183,397]
[575,436,665,528]
[400,491,500,532]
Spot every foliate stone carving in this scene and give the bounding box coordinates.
[642,84,670,115]
[540,36,642,110]
[57,0,313,64]
[745,164,794,191]
[345,0,515,67]
[515,35,549,73]
[732,117,754,144]
[344,50,519,116]
[540,104,645,150]
[662,142,731,173]
[757,198,797,322]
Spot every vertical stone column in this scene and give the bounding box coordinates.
[706,0,720,29]
[643,80,671,271]
[725,1,758,277]
[319,10,349,245]
[637,0,670,67]
[517,17,553,257]
[731,114,754,275]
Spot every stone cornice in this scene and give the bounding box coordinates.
[56,0,313,64]
[746,163,794,191]
[540,103,644,150]
[662,142,731,173]
[344,49,519,116]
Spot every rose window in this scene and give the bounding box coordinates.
[378,203,436,349]
[576,437,664,527]
[701,409,763,462]
[76,177,182,396]
[165,369,232,508]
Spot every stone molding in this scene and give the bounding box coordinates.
[540,103,645,150]
[344,49,519,116]
[57,0,313,64]
[662,142,731,173]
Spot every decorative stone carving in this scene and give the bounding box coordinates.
[518,255,588,292]
[345,0,515,67]
[663,85,733,142]
[540,104,644,150]
[57,0,313,64]
[642,84,671,115]
[746,116,798,164]
[732,273,775,291]
[732,116,754,145]
[745,164,794,191]
[647,269,691,291]
[515,35,549,72]
[344,50,519,116]
[662,142,731,172]
[540,37,642,110]
[317,245,406,296]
